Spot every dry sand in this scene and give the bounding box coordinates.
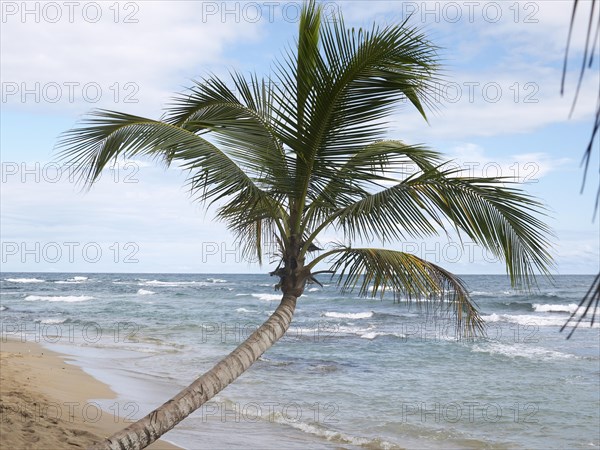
[0,339,180,449]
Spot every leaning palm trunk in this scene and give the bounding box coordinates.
[91,294,297,450]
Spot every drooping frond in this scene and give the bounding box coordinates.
[306,164,553,287]
[407,171,554,287]
[323,247,484,338]
[56,110,285,263]
[561,272,600,338]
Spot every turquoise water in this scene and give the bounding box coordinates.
[1,273,598,449]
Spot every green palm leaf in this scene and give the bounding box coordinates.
[56,110,285,262]
[317,247,485,338]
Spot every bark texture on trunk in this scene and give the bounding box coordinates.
[90,294,298,450]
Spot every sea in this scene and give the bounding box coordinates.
[1,273,598,449]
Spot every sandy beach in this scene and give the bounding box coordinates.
[0,339,179,450]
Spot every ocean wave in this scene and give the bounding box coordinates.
[271,415,401,449]
[24,295,94,303]
[206,278,227,283]
[360,331,406,340]
[137,289,156,295]
[533,303,578,313]
[5,278,45,283]
[0,306,7,311]
[251,293,282,302]
[496,301,534,311]
[36,317,69,324]
[337,325,374,335]
[235,307,254,313]
[323,311,373,319]
[470,290,497,297]
[482,313,599,328]
[472,342,576,360]
[308,287,320,292]
[286,325,374,340]
[55,276,89,284]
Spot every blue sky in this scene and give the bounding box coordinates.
[1,0,598,274]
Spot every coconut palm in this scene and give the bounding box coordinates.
[58,2,553,449]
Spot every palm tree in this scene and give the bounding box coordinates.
[58,2,553,449]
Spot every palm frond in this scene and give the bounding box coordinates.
[302,141,443,238]
[56,110,286,263]
[164,73,293,196]
[561,272,600,338]
[325,247,485,338]
[304,163,553,288]
[410,172,555,288]
[269,1,440,223]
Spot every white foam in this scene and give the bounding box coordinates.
[24,295,94,303]
[323,311,373,319]
[55,276,89,284]
[0,306,7,311]
[470,290,495,296]
[472,342,575,360]
[308,287,320,292]
[5,278,45,283]
[38,318,68,324]
[482,313,598,328]
[72,276,88,281]
[251,293,282,302]
[533,303,578,313]
[236,307,253,313]
[271,414,399,449]
[360,331,406,340]
[137,289,156,296]
[207,278,227,283]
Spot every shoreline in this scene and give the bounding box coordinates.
[0,339,180,449]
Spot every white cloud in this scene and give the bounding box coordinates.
[0,160,246,272]
[1,1,264,115]
[391,68,597,141]
[554,231,600,274]
[444,143,572,180]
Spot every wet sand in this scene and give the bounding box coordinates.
[0,339,180,449]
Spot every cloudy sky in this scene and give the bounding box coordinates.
[1,0,598,274]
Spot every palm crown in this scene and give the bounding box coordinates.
[58,1,553,339]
